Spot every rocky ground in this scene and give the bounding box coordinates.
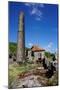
[13,74,42,88]
[9,62,58,89]
[10,67,49,88]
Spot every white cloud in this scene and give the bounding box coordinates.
[24,3,44,21]
[30,7,42,21]
[31,8,37,14]
[24,3,31,6]
[47,42,53,48]
[45,42,54,52]
[55,48,58,52]
[28,43,33,47]
[31,7,42,16]
[39,4,44,8]
[25,3,44,8]
[36,10,42,17]
[35,17,41,21]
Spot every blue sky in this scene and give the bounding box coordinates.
[9,2,58,53]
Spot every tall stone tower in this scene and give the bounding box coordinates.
[17,11,25,63]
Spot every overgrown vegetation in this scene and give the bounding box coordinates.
[45,51,55,60]
[47,71,58,86]
[9,42,58,88]
[9,42,30,55]
[8,63,37,88]
[9,42,17,54]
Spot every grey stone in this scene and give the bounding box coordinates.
[17,12,25,63]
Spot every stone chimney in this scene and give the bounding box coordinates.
[17,11,25,63]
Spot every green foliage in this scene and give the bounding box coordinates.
[25,47,31,51]
[50,53,56,61]
[47,72,58,86]
[50,53,55,57]
[9,42,30,55]
[45,52,55,61]
[9,42,17,54]
[45,52,51,58]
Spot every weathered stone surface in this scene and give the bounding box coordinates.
[13,74,42,88]
[17,12,25,63]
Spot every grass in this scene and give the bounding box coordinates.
[47,71,58,86]
[8,62,37,88]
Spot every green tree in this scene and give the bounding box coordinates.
[45,52,51,58]
[9,42,17,54]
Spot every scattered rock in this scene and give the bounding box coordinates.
[13,74,42,88]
